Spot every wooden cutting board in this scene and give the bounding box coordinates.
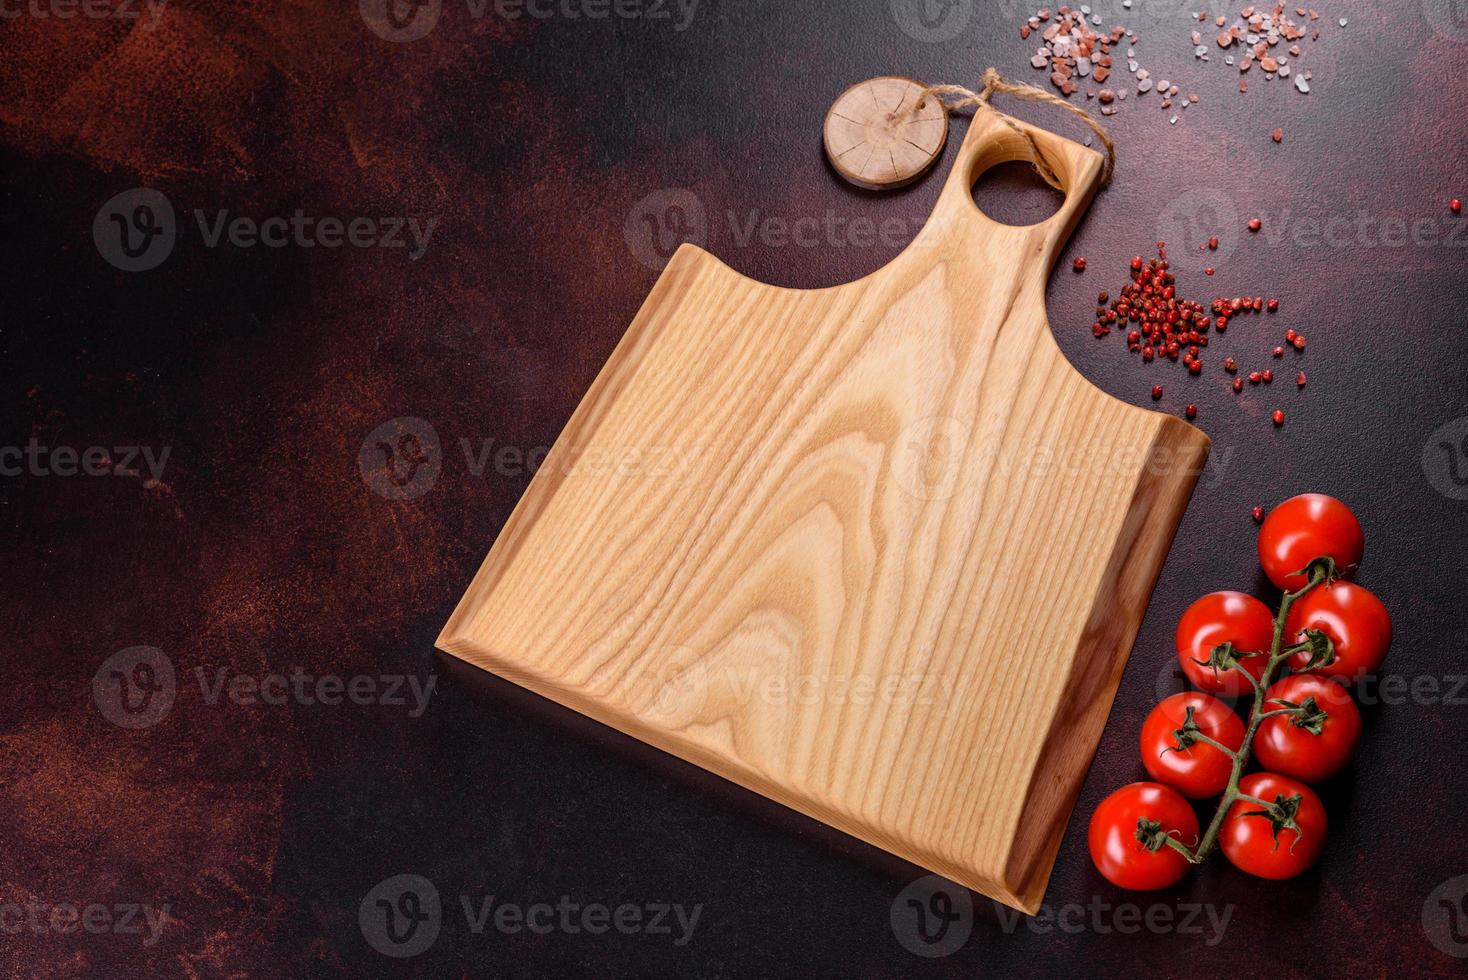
[439,104,1210,914]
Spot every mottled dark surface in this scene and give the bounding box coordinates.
[3,0,1466,976]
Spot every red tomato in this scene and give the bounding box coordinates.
[1088,782,1199,890]
[1254,674,1362,782]
[1286,580,1392,678]
[1220,773,1327,879]
[1175,591,1275,696]
[1257,493,1364,591]
[1139,692,1246,798]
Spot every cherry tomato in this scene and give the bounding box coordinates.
[1220,772,1327,879]
[1139,692,1246,798]
[1257,493,1364,591]
[1286,580,1392,678]
[1088,782,1199,890]
[1254,674,1362,782]
[1175,591,1275,696]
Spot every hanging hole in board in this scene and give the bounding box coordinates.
[969,160,1066,227]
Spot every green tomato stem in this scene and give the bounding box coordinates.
[1175,564,1329,864]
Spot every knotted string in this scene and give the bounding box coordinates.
[917,67,1115,189]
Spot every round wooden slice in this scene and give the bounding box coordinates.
[824,76,948,191]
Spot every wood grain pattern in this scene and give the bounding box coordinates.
[439,107,1210,913]
[824,76,947,190]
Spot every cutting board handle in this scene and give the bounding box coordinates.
[921,106,1106,273]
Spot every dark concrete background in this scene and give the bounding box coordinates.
[3,0,1467,975]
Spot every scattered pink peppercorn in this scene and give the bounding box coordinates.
[1266,299,1278,312]
[1273,346,1284,358]
[1262,369,1274,383]
[1152,384,1163,400]
[1272,409,1285,426]
[1232,377,1244,392]
[1248,218,1262,232]
[1454,199,1463,214]
[1296,371,1306,388]
[1249,371,1262,384]
[1073,257,1087,271]
[1252,505,1265,522]
[1185,404,1197,420]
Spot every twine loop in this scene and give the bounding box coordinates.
[917,67,1115,189]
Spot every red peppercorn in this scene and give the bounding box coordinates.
[1266,299,1278,312]
[1252,505,1265,522]
[1285,328,1297,343]
[1185,404,1197,419]
[1073,257,1087,271]
[1248,371,1261,384]
[1152,384,1163,400]
[1292,335,1306,350]
[1296,371,1306,387]
[1130,256,1143,272]
[1454,199,1463,214]
[1273,346,1284,358]
[1232,377,1243,393]
[1224,357,1238,373]
[1208,236,1219,250]
[1272,128,1283,143]
[1272,409,1285,426]
[1262,369,1273,383]
[1204,267,1214,276]
[1248,218,1262,232]
[1188,360,1202,375]
[1216,316,1229,332]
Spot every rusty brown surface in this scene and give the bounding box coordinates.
[2,1,1466,975]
